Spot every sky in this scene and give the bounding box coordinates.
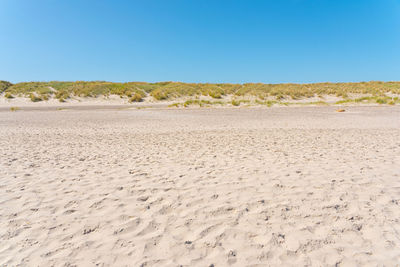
[1,0,400,84]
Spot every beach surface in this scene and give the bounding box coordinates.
[1,106,400,266]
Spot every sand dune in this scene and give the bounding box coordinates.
[1,106,400,266]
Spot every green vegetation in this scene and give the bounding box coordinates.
[1,80,400,103]
[169,99,225,108]
[0,81,12,93]
[290,101,329,106]
[4,92,14,99]
[10,107,20,112]
[128,93,144,102]
[255,99,278,107]
[184,99,210,107]
[29,94,43,102]
[168,95,400,108]
[231,99,250,106]
[335,96,400,105]
[169,99,332,108]
[231,99,240,106]
[168,103,181,108]
[3,81,147,102]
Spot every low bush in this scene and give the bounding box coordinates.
[0,81,12,93]
[375,98,387,104]
[151,90,168,100]
[4,92,14,99]
[231,100,240,106]
[30,94,43,102]
[129,93,143,102]
[55,90,70,101]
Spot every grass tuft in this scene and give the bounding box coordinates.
[129,93,144,102]
[375,98,387,104]
[30,94,43,102]
[231,100,240,106]
[168,103,180,108]
[4,92,14,99]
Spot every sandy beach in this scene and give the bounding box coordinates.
[1,106,400,266]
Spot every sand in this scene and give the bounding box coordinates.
[1,106,400,266]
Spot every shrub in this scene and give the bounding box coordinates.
[231,100,240,106]
[209,91,222,99]
[55,90,70,102]
[168,103,180,108]
[30,94,42,102]
[354,97,370,103]
[181,99,212,107]
[129,93,143,102]
[151,90,168,100]
[183,100,199,107]
[266,100,276,107]
[4,92,14,99]
[0,81,12,93]
[375,98,387,104]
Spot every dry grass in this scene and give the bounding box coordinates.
[4,92,14,99]
[168,99,225,108]
[0,81,12,93]
[168,96,399,108]
[1,81,400,102]
[129,93,144,102]
[335,96,400,105]
[29,94,43,102]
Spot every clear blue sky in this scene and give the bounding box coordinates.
[1,0,399,84]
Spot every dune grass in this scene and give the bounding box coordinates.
[4,92,14,99]
[168,99,227,108]
[1,80,400,102]
[335,96,400,105]
[128,93,144,102]
[0,81,12,93]
[169,99,334,108]
[168,96,400,108]
[2,81,147,102]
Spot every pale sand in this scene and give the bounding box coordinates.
[1,106,400,266]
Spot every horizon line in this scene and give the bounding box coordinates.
[2,80,400,85]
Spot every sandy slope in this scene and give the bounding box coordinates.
[1,106,400,266]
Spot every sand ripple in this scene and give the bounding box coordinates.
[1,107,400,266]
